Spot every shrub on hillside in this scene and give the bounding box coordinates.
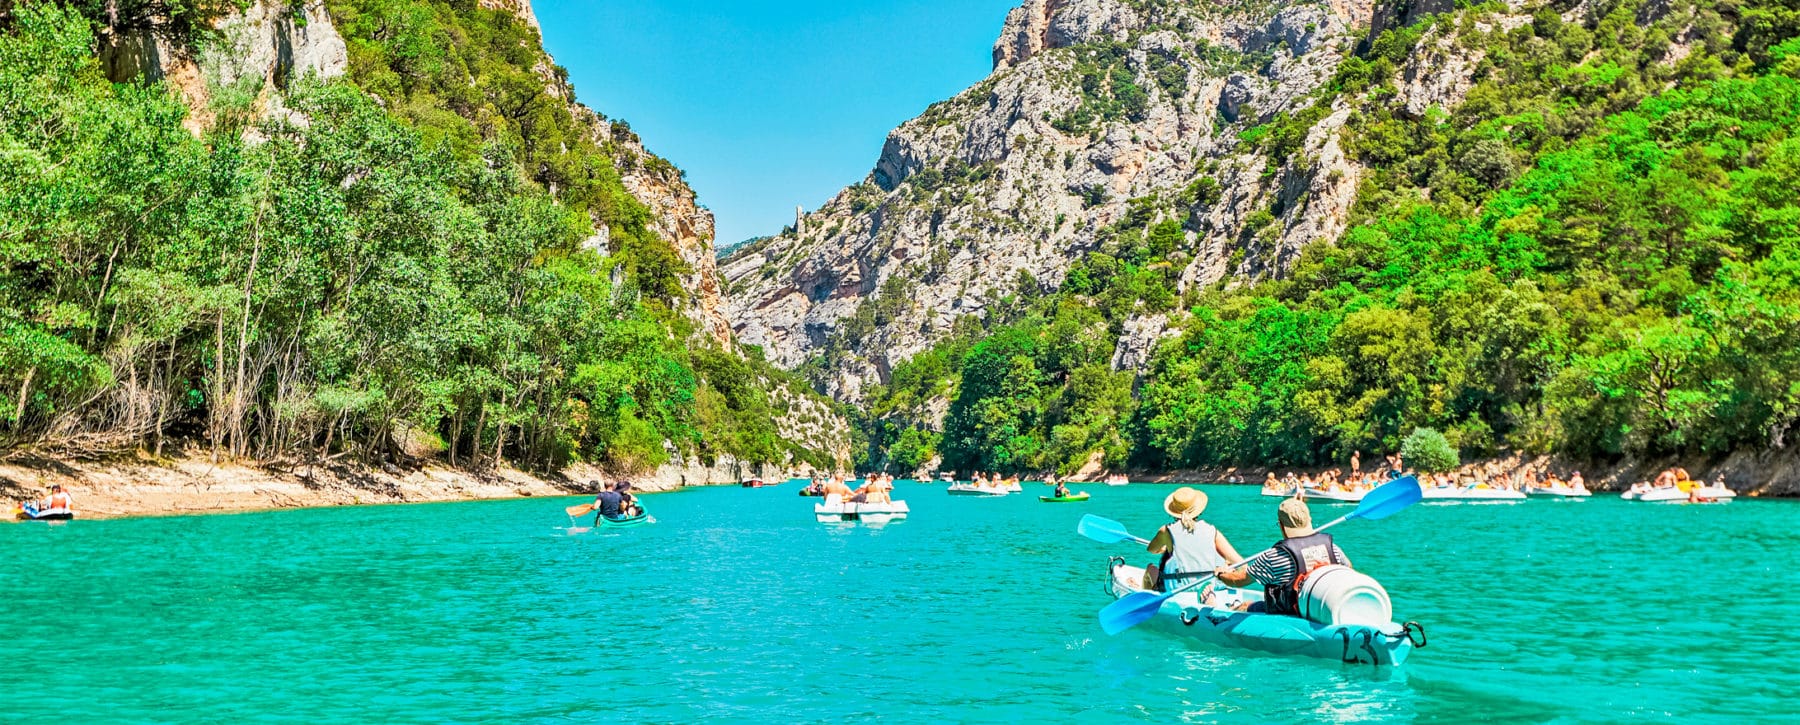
[1401,428,1460,473]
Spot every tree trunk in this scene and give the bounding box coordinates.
[13,365,36,429]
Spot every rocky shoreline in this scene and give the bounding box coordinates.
[0,453,807,521]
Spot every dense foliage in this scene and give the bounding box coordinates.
[855,0,1800,475]
[0,3,833,473]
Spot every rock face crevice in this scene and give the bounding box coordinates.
[723,0,1385,401]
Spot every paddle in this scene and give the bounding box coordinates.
[1078,514,1149,545]
[565,503,595,518]
[1098,475,1422,636]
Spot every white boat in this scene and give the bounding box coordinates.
[1301,487,1367,503]
[1526,485,1592,498]
[1622,485,1736,502]
[1261,485,1298,498]
[1421,486,1526,502]
[947,483,1010,497]
[813,496,910,523]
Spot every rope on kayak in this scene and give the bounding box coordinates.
[1399,621,1427,648]
[1104,556,1126,597]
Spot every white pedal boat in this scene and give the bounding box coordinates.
[813,496,910,523]
[1526,485,1592,498]
[1421,486,1526,502]
[1622,485,1736,502]
[947,484,1011,496]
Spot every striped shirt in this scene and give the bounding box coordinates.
[1247,544,1351,589]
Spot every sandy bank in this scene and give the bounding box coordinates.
[1,454,805,520]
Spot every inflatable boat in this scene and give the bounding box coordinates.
[813,496,909,523]
[14,503,74,521]
[1104,559,1421,666]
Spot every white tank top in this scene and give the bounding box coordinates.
[1164,520,1225,576]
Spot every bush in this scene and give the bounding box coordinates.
[1401,427,1460,473]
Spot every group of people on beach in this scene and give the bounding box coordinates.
[1143,486,1351,618]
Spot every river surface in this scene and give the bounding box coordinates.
[3,482,1794,722]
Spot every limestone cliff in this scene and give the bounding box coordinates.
[721,0,1530,402]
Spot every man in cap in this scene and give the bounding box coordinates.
[1214,497,1351,616]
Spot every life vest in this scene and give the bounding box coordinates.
[1263,532,1344,616]
[1158,520,1226,591]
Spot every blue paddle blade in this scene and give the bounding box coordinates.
[1077,514,1135,544]
[1099,591,1170,635]
[1351,475,1423,521]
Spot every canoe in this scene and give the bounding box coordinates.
[1105,559,1419,666]
[14,504,74,521]
[813,498,909,523]
[598,511,651,528]
[1039,493,1090,502]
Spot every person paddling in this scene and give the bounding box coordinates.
[592,482,625,524]
[1143,487,1243,605]
[1214,497,1352,616]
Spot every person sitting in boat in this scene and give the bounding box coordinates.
[1143,487,1244,605]
[22,484,74,519]
[1214,497,1352,617]
[1569,471,1587,492]
[822,476,856,500]
[593,483,625,522]
[615,482,643,518]
[1053,478,1070,498]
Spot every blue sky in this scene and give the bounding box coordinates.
[533,0,1021,246]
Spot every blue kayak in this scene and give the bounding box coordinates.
[1105,559,1421,666]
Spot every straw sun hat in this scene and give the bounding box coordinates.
[1164,487,1207,519]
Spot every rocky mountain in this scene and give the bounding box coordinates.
[721,0,1481,401]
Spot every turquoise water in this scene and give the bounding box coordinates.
[4,482,1794,722]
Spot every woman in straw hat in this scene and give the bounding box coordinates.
[1143,487,1244,602]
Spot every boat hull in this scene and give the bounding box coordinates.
[598,512,650,528]
[1526,486,1592,498]
[1301,488,1367,503]
[1039,493,1090,502]
[1422,487,1527,501]
[813,500,910,523]
[1623,486,1736,502]
[15,504,74,521]
[1106,561,1416,666]
[947,485,1010,497]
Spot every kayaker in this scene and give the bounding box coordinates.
[593,483,625,521]
[1214,497,1352,616]
[1053,479,1070,498]
[1143,487,1243,604]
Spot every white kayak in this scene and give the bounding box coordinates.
[814,497,910,523]
[947,484,1011,496]
[1526,485,1592,498]
[1421,486,1526,502]
[1105,560,1420,666]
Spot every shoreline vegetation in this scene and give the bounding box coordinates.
[9,443,1795,521]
